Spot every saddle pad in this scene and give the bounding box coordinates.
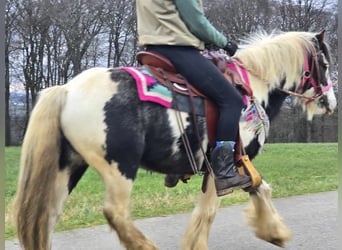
[120,66,172,108]
[119,67,205,116]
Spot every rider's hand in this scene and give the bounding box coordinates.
[204,43,218,51]
[223,40,238,56]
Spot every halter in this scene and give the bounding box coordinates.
[278,48,333,104]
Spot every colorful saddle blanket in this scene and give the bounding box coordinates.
[120,66,205,116]
[119,66,269,146]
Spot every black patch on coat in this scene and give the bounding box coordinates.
[264,88,288,121]
[59,136,88,194]
[104,69,206,178]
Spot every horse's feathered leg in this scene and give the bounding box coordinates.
[12,86,69,250]
[244,180,292,247]
[182,174,221,250]
[80,154,158,250]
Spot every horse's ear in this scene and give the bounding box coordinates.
[316,30,326,45]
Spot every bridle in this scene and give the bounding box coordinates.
[277,47,333,104]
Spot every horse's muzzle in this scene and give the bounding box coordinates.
[326,109,334,115]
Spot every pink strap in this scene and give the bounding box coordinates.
[322,82,333,92]
[227,59,251,105]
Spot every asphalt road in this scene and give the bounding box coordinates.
[6,191,338,250]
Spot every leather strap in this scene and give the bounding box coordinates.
[144,64,218,147]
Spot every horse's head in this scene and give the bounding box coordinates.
[234,30,337,121]
[291,30,336,120]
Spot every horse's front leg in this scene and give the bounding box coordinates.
[182,173,221,250]
[244,180,292,247]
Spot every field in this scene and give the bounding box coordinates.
[5,143,338,239]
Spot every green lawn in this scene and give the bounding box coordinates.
[5,143,338,239]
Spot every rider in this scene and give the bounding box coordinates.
[136,0,252,196]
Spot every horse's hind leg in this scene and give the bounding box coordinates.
[244,180,292,247]
[48,144,89,247]
[86,154,158,250]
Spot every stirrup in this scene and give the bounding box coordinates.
[236,155,262,187]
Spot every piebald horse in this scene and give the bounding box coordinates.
[13,30,336,250]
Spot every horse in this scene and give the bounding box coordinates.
[12,30,336,250]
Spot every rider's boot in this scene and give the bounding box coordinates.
[211,141,252,196]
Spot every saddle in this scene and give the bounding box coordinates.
[137,51,252,99]
[136,51,261,189]
[136,51,252,146]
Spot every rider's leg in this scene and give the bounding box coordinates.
[145,46,251,196]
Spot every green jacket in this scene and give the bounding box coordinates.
[136,0,227,50]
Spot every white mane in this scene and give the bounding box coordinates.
[236,31,317,104]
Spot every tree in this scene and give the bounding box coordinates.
[103,0,137,67]
[277,0,332,31]
[52,0,105,76]
[15,0,53,107]
[204,0,272,39]
[5,0,337,145]
[5,0,19,146]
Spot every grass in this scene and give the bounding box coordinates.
[5,143,338,239]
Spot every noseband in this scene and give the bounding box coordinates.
[278,48,332,104]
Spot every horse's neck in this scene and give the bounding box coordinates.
[264,88,289,121]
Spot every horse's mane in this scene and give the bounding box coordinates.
[236,30,318,90]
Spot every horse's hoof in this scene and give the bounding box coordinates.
[269,238,285,248]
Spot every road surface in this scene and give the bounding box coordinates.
[5,191,338,250]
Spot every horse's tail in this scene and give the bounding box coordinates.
[12,85,67,250]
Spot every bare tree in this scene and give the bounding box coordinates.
[5,0,19,145]
[204,0,272,40]
[83,36,106,68]
[103,0,137,67]
[51,0,105,76]
[277,0,332,31]
[14,0,53,107]
[5,0,52,143]
[44,21,69,86]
